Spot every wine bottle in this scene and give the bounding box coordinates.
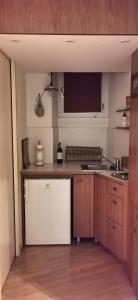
[57,142,63,164]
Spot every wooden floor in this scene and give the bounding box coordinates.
[2,242,137,300]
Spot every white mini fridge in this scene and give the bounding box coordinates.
[24,179,71,245]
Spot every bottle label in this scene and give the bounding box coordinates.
[57,152,63,160]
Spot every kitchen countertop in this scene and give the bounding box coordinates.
[21,163,128,185]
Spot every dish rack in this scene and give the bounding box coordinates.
[66,146,103,162]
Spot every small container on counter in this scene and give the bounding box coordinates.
[35,141,44,166]
[122,112,127,127]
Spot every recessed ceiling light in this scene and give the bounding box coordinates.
[65,40,76,43]
[9,39,20,43]
[120,40,130,44]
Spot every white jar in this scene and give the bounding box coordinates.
[122,112,127,127]
[35,141,44,166]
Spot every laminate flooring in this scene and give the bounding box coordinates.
[2,242,137,300]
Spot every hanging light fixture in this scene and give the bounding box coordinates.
[44,72,58,92]
[34,72,58,117]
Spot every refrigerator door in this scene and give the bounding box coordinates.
[25,179,71,245]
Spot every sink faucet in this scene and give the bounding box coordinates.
[102,156,121,171]
[114,157,121,171]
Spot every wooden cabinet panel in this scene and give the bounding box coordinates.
[132,205,138,225]
[94,175,107,246]
[127,202,138,294]
[0,1,138,34]
[107,180,127,199]
[106,194,127,226]
[106,179,128,262]
[106,218,126,261]
[94,176,128,262]
[129,221,138,294]
[129,97,138,207]
[73,175,94,238]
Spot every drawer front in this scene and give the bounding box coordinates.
[107,180,127,199]
[106,194,126,225]
[106,218,126,261]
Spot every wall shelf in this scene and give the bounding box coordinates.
[116,108,130,112]
[116,126,129,130]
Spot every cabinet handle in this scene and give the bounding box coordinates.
[113,186,117,192]
[76,179,83,183]
[113,200,117,205]
[112,225,116,230]
[133,228,137,234]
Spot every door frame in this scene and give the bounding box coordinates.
[11,61,21,256]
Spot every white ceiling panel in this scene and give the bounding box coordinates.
[0,35,138,72]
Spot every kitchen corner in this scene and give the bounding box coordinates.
[21,161,128,185]
[21,156,128,263]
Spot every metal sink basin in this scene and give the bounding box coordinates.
[81,163,109,170]
[111,172,128,181]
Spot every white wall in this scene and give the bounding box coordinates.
[26,72,131,163]
[26,74,57,163]
[59,127,108,159]
[26,74,53,127]
[28,127,54,163]
[58,73,109,157]
[107,72,131,160]
[52,74,59,161]
[0,52,15,290]
[58,72,131,160]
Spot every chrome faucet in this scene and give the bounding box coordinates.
[102,155,121,171]
[114,157,121,171]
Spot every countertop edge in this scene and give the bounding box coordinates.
[21,163,128,186]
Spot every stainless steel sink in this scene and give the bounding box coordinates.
[111,172,128,181]
[81,163,109,170]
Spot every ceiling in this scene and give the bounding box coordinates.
[0,35,138,73]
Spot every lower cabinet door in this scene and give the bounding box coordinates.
[73,175,94,238]
[106,218,126,261]
[106,194,126,226]
[94,175,107,246]
[130,221,138,294]
[127,203,138,294]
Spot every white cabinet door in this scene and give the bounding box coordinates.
[25,179,71,245]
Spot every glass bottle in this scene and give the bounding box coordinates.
[57,142,63,164]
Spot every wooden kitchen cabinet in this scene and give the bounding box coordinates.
[106,193,127,226]
[127,202,138,295]
[127,97,138,296]
[94,175,107,246]
[106,179,128,261]
[94,175,128,261]
[73,175,94,238]
[129,98,138,207]
[106,218,126,261]
[107,180,127,199]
